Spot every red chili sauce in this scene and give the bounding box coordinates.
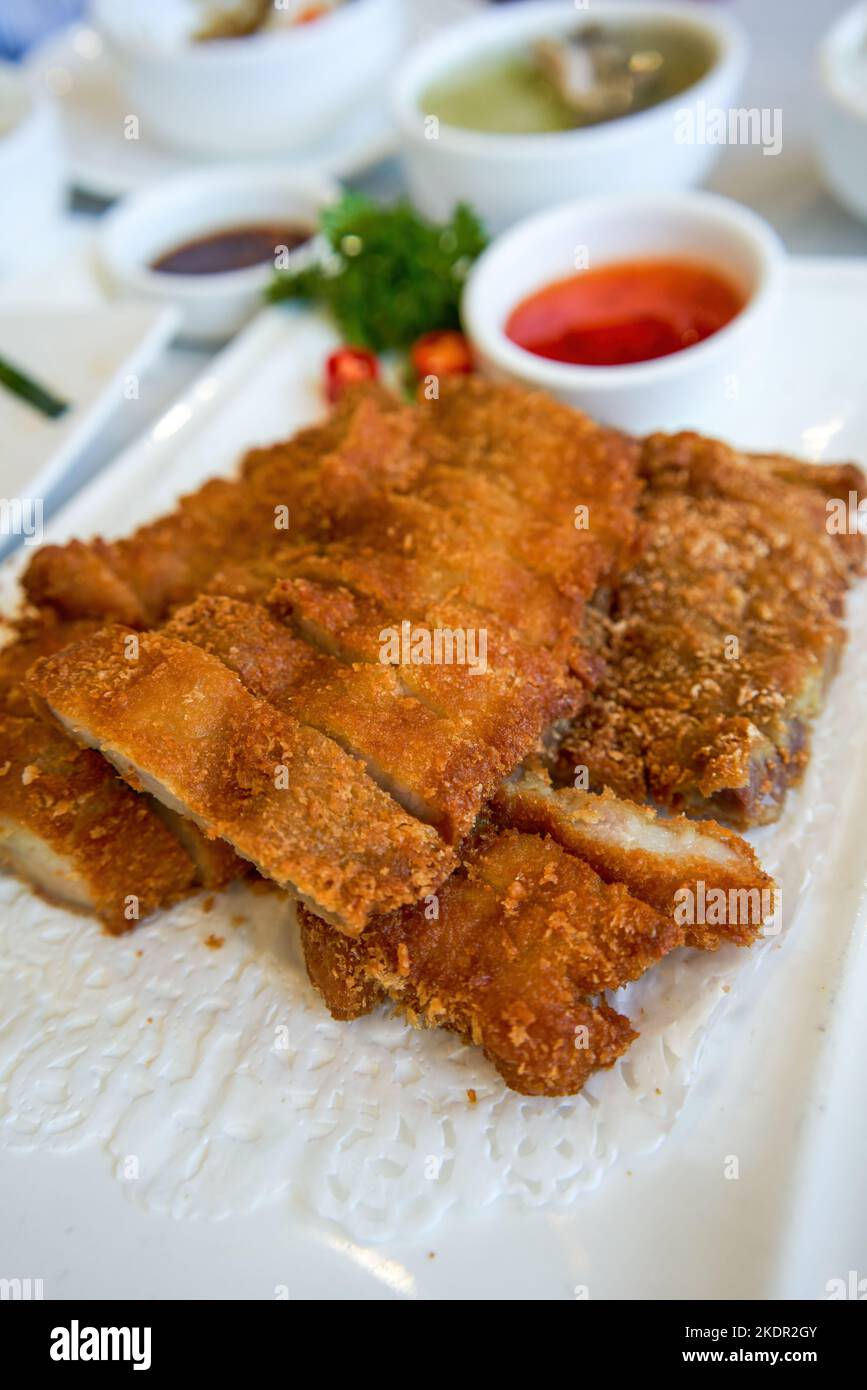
[505,258,745,367]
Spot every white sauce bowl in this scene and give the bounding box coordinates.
[816,2,867,225]
[91,0,405,158]
[462,190,785,435]
[95,166,340,343]
[393,0,747,234]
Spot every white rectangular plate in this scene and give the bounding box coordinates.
[0,304,177,559]
[1,263,866,1300]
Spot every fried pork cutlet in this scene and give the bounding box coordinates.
[284,508,582,654]
[21,386,422,627]
[493,771,775,948]
[556,433,867,828]
[226,379,641,663]
[414,376,642,590]
[269,577,579,777]
[4,394,419,914]
[26,628,455,934]
[642,431,866,576]
[302,768,781,1092]
[23,379,640,645]
[0,612,106,714]
[207,384,638,799]
[11,380,641,935]
[0,613,215,925]
[0,613,250,906]
[151,804,251,891]
[0,714,197,930]
[163,595,498,844]
[301,827,682,1096]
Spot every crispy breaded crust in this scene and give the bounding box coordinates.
[415,377,643,590]
[642,432,866,577]
[151,804,251,890]
[0,611,251,901]
[0,612,106,715]
[11,382,642,939]
[163,595,496,843]
[270,573,579,742]
[26,627,455,934]
[557,433,867,827]
[270,575,580,792]
[0,714,197,930]
[493,771,775,948]
[21,387,425,626]
[302,827,681,1096]
[286,512,581,654]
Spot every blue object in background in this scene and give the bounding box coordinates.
[0,0,86,60]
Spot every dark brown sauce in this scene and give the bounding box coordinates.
[150,223,312,276]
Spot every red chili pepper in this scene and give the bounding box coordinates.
[325,347,379,404]
[410,330,474,380]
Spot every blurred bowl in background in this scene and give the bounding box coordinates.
[816,1,867,224]
[393,0,747,233]
[0,62,64,275]
[462,191,785,435]
[90,0,405,158]
[95,165,340,343]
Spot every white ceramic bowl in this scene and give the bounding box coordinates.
[462,191,785,435]
[0,62,64,275]
[393,0,747,233]
[95,166,340,343]
[90,0,405,158]
[816,2,867,224]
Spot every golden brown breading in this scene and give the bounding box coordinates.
[0,714,197,930]
[288,513,579,653]
[228,382,643,687]
[22,380,641,646]
[557,434,867,827]
[269,576,580,779]
[302,827,681,1096]
[493,771,775,948]
[0,612,251,898]
[151,804,252,890]
[21,388,425,626]
[163,595,497,843]
[642,431,866,578]
[241,385,424,521]
[13,381,644,933]
[0,612,247,909]
[26,627,455,934]
[414,377,643,591]
[0,612,106,715]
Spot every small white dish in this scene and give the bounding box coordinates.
[0,62,65,275]
[462,191,785,435]
[90,0,405,160]
[95,166,339,344]
[393,0,747,233]
[25,23,397,199]
[816,2,867,225]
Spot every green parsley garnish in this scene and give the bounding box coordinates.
[265,193,488,354]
